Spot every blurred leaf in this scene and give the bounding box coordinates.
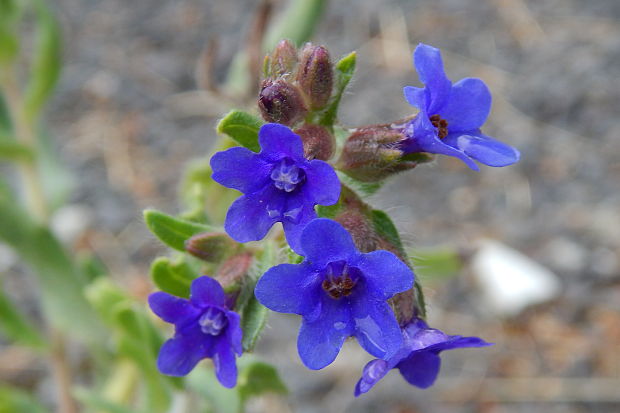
[237,359,287,402]
[338,172,383,197]
[0,385,48,413]
[144,209,214,252]
[0,27,18,66]
[0,139,35,162]
[150,257,192,298]
[0,191,103,341]
[216,110,263,152]
[188,367,241,413]
[240,242,276,351]
[0,92,12,133]
[74,388,141,413]
[410,247,462,281]
[320,51,356,126]
[36,129,73,210]
[22,0,61,121]
[370,209,406,257]
[0,283,46,348]
[263,0,328,49]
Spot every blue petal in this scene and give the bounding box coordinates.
[397,350,441,389]
[352,292,402,360]
[354,359,390,396]
[297,296,353,369]
[255,262,321,317]
[303,159,341,206]
[440,78,492,131]
[443,131,520,167]
[403,86,427,110]
[354,250,414,300]
[210,147,272,194]
[224,185,280,243]
[426,335,492,353]
[190,276,226,308]
[282,203,317,254]
[258,123,305,162]
[225,310,243,356]
[213,337,238,388]
[413,43,452,114]
[299,218,359,268]
[148,292,200,327]
[157,326,212,376]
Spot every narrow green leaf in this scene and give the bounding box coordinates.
[0,284,46,348]
[187,367,241,413]
[320,51,356,126]
[338,172,383,197]
[0,92,12,133]
[0,27,18,66]
[36,129,73,210]
[150,257,192,298]
[237,359,287,402]
[216,110,263,152]
[0,385,49,413]
[263,0,328,49]
[0,140,35,162]
[370,209,406,257]
[144,209,214,252]
[410,247,462,281]
[22,0,61,121]
[0,192,103,341]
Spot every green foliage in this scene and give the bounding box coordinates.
[150,256,193,298]
[0,139,35,162]
[338,172,383,197]
[371,209,406,258]
[0,385,48,413]
[216,110,264,152]
[0,93,11,132]
[144,209,215,252]
[237,358,287,402]
[0,283,46,349]
[263,0,327,49]
[410,247,462,282]
[0,188,103,341]
[320,51,356,126]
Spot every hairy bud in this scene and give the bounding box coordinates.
[294,124,335,161]
[215,253,254,292]
[185,232,239,263]
[296,44,333,110]
[258,79,307,126]
[269,39,298,77]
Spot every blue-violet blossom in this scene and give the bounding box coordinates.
[401,43,519,171]
[255,218,414,370]
[211,123,340,253]
[148,276,242,388]
[355,317,491,396]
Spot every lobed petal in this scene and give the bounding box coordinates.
[213,338,238,388]
[157,326,212,376]
[299,218,359,269]
[297,296,353,369]
[443,131,520,167]
[282,203,317,254]
[225,310,243,356]
[354,359,390,396]
[224,186,280,243]
[352,294,403,360]
[354,250,414,300]
[397,350,442,389]
[148,292,200,327]
[425,335,492,353]
[255,262,320,317]
[439,78,492,132]
[210,147,272,194]
[302,159,341,206]
[258,123,305,162]
[190,276,226,308]
[403,86,427,110]
[413,43,452,113]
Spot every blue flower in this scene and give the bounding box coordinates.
[148,276,242,388]
[355,318,492,396]
[211,123,340,253]
[401,43,519,171]
[255,218,414,370]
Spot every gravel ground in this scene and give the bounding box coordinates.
[15,0,620,411]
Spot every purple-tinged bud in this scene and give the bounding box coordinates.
[258,79,307,126]
[296,44,333,110]
[269,39,298,77]
[337,126,422,182]
[294,124,335,161]
[185,232,239,263]
[215,253,254,292]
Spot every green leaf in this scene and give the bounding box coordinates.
[187,368,241,413]
[0,92,12,133]
[263,0,328,49]
[150,257,192,298]
[237,359,287,402]
[0,192,103,341]
[320,51,356,126]
[338,172,383,197]
[0,27,18,66]
[22,0,62,121]
[0,283,46,349]
[0,139,35,162]
[216,110,263,152]
[74,388,141,413]
[410,247,462,281]
[370,209,406,257]
[144,209,214,252]
[0,385,49,413]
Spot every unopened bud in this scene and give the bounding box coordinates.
[294,124,335,160]
[296,44,333,110]
[185,232,239,263]
[258,79,307,126]
[269,39,298,77]
[215,252,254,292]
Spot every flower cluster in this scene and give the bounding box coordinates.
[147,41,516,394]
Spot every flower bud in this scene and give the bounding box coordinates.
[337,126,420,182]
[185,232,239,263]
[258,79,307,126]
[269,39,298,77]
[296,44,333,110]
[215,252,254,292]
[294,124,335,160]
